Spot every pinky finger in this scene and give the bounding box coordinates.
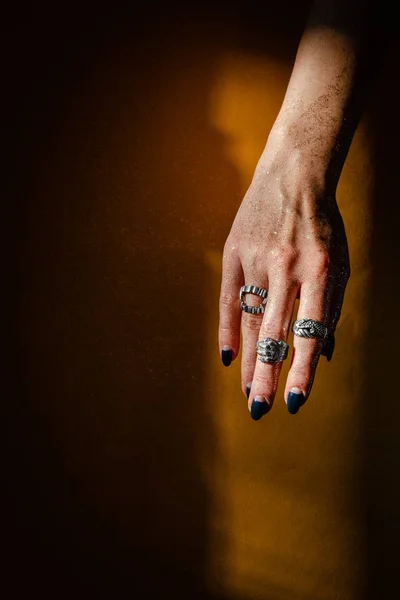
[322,277,348,362]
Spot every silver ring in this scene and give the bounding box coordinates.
[256,337,289,364]
[240,285,268,315]
[292,318,328,340]
[292,318,335,362]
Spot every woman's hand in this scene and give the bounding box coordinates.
[218,127,350,418]
[217,0,374,418]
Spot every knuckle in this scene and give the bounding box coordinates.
[310,251,331,279]
[274,247,298,274]
[219,290,237,309]
[222,235,237,258]
[254,371,273,390]
[243,247,266,274]
[253,372,276,400]
[242,312,263,332]
[289,361,312,381]
[219,324,232,337]
[291,346,320,376]
[259,325,285,342]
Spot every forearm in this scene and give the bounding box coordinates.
[268,0,374,189]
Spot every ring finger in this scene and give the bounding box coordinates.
[284,279,332,414]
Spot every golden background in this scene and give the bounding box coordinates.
[8,3,400,599]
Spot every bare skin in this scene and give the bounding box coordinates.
[218,0,374,417]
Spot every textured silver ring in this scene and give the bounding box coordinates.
[240,285,268,315]
[292,318,335,362]
[292,318,328,340]
[256,337,289,364]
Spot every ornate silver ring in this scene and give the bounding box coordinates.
[240,285,268,315]
[292,318,328,340]
[256,337,289,364]
[292,318,335,362]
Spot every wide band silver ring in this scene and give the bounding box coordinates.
[292,318,335,362]
[292,318,328,340]
[240,285,268,315]
[256,337,289,364]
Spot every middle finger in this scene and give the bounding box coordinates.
[247,277,298,420]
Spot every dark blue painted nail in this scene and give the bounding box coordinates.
[287,388,306,415]
[246,383,252,399]
[221,347,232,367]
[325,334,335,362]
[250,397,270,421]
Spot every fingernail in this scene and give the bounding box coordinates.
[324,334,335,362]
[250,396,270,421]
[246,382,252,399]
[287,387,306,415]
[221,346,232,367]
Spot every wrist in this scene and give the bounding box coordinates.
[272,110,341,157]
[265,111,353,189]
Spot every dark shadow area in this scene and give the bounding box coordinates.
[360,31,400,600]
[7,4,244,598]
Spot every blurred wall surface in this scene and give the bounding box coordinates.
[8,2,400,599]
